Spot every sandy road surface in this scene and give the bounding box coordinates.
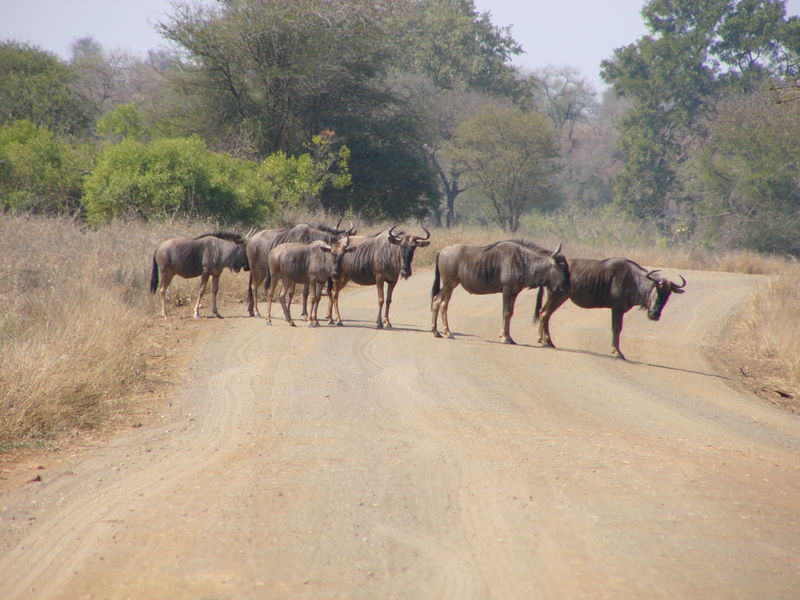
[1,267,799,599]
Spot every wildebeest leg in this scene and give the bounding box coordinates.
[300,282,310,320]
[265,275,280,325]
[210,274,223,318]
[329,279,345,326]
[383,281,397,328]
[158,272,175,318]
[193,273,210,319]
[537,291,569,347]
[248,270,264,318]
[432,283,455,338]
[375,276,385,329]
[278,279,296,326]
[611,307,626,359]
[500,288,519,344]
[309,282,322,327]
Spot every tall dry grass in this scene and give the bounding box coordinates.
[0,216,250,451]
[735,272,800,396]
[1,212,797,452]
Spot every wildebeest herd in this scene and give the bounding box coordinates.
[150,222,686,359]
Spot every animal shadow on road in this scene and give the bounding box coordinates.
[540,344,730,381]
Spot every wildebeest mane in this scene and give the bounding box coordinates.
[483,238,551,255]
[194,231,246,243]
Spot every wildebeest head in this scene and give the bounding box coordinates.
[389,225,432,279]
[545,243,571,295]
[645,270,686,320]
[319,233,356,279]
[233,230,255,272]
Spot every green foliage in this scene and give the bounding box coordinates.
[260,131,351,211]
[82,136,268,223]
[0,120,87,214]
[0,41,91,135]
[446,105,560,232]
[82,132,350,224]
[96,103,147,142]
[601,0,799,222]
[391,0,523,98]
[682,93,800,254]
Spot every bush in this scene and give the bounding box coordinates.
[0,120,87,214]
[82,136,271,224]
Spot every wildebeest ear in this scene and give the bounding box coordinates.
[344,246,356,253]
[320,244,332,253]
[388,235,402,245]
[415,240,431,247]
[672,286,685,294]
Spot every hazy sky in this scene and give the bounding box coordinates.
[2,0,799,93]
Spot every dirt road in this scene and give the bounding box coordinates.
[1,268,799,599]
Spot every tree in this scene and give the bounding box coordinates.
[0,42,91,135]
[391,0,523,98]
[446,105,560,232]
[527,65,598,149]
[600,0,800,222]
[157,0,441,219]
[682,92,800,254]
[0,120,87,215]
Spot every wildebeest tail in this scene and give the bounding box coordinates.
[431,253,441,302]
[150,254,159,294]
[246,272,254,307]
[533,286,544,323]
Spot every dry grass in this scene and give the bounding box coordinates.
[0,215,250,451]
[1,213,797,453]
[730,271,800,407]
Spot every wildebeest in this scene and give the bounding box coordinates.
[534,257,687,359]
[150,231,250,319]
[431,239,570,344]
[327,225,432,328]
[265,234,355,327]
[246,222,349,318]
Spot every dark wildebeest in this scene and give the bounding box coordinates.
[327,225,432,328]
[534,257,687,359]
[246,222,348,318]
[150,231,250,319]
[431,239,570,344]
[265,235,355,327]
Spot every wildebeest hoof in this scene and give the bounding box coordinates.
[433,330,442,338]
[501,337,516,345]
[288,321,296,327]
[309,322,320,328]
[336,321,344,327]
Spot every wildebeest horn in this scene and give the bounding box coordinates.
[551,243,562,257]
[347,218,356,236]
[335,217,342,231]
[675,275,687,289]
[389,225,403,240]
[646,269,661,282]
[418,224,431,240]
